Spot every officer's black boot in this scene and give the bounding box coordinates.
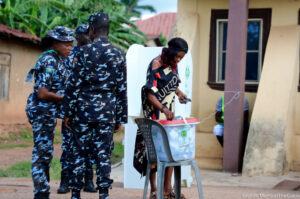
[33,192,50,199]
[99,188,109,199]
[83,168,97,192]
[57,170,70,194]
[45,167,50,182]
[71,189,81,199]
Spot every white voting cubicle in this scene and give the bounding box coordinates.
[123,44,194,188]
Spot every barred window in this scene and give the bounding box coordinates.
[0,53,11,100]
[208,9,272,92]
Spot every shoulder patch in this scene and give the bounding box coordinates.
[46,65,55,74]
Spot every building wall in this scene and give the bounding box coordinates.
[0,38,42,126]
[242,25,300,176]
[175,0,300,170]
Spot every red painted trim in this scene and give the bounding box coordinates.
[157,118,199,125]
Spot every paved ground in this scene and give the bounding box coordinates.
[1,164,300,199]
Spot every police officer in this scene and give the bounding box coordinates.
[62,12,128,199]
[214,96,249,147]
[69,24,91,64]
[57,24,97,194]
[25,26,74,199]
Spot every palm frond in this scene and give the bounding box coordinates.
[23,14,50,29]
[109,34,130,49]
[136,5,156,13]
[48,16,62,29]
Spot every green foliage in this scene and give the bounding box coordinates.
[0,0,147,48]
[159,33,167,46]
[120,0,156,17]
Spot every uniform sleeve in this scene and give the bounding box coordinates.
[115,55,128,124]
[216,97,222,112]
[62,50,85,117]
[244,98,249,111]
[35,55,56,89]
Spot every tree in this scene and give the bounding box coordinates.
[0,0,147,49]
[120,0,156,17]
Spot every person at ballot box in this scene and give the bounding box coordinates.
[134,37,189,199]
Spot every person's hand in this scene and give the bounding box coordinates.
[178,92,188,104]
[114,123,122,133]
[162,108,175,120]
[65,117,72,131]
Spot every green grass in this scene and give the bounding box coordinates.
[0,158,62,180]
[0,143,32,149]
[7,129,33,141]
[0,129,34,149]
[53,130,62,144]
[49,158,62,180]
[0,128,63,149]
[4,128,62,144]
[111,141,124,164]
[0,161,32,178]
[0,141,124,179]
[114,132,122,137]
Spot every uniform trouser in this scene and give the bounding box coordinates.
[69,122,114,191]
[27,111,57,195]
[60,121,95,181]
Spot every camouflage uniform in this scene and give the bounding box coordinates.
[59,24,96,193]
[25,26,74,198]
[69,45,79,65]
[69,24,89,65]
[58,56,75,192]
[62,13,127,199]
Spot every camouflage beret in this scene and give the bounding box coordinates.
[75,24,89,36]
[46,26,75,42]
[88,12,109,27]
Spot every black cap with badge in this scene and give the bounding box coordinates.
[46,26,75,42]
[75,24,89,36]
[88,12,110,28]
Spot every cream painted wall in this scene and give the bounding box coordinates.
[250,0,299,26]
[175,0,300,170]
[191,0,300,132]
[0,39,42,124]
[243,25,300,176]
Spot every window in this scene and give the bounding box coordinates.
[208,9,272,92]
[0,53,11,100]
